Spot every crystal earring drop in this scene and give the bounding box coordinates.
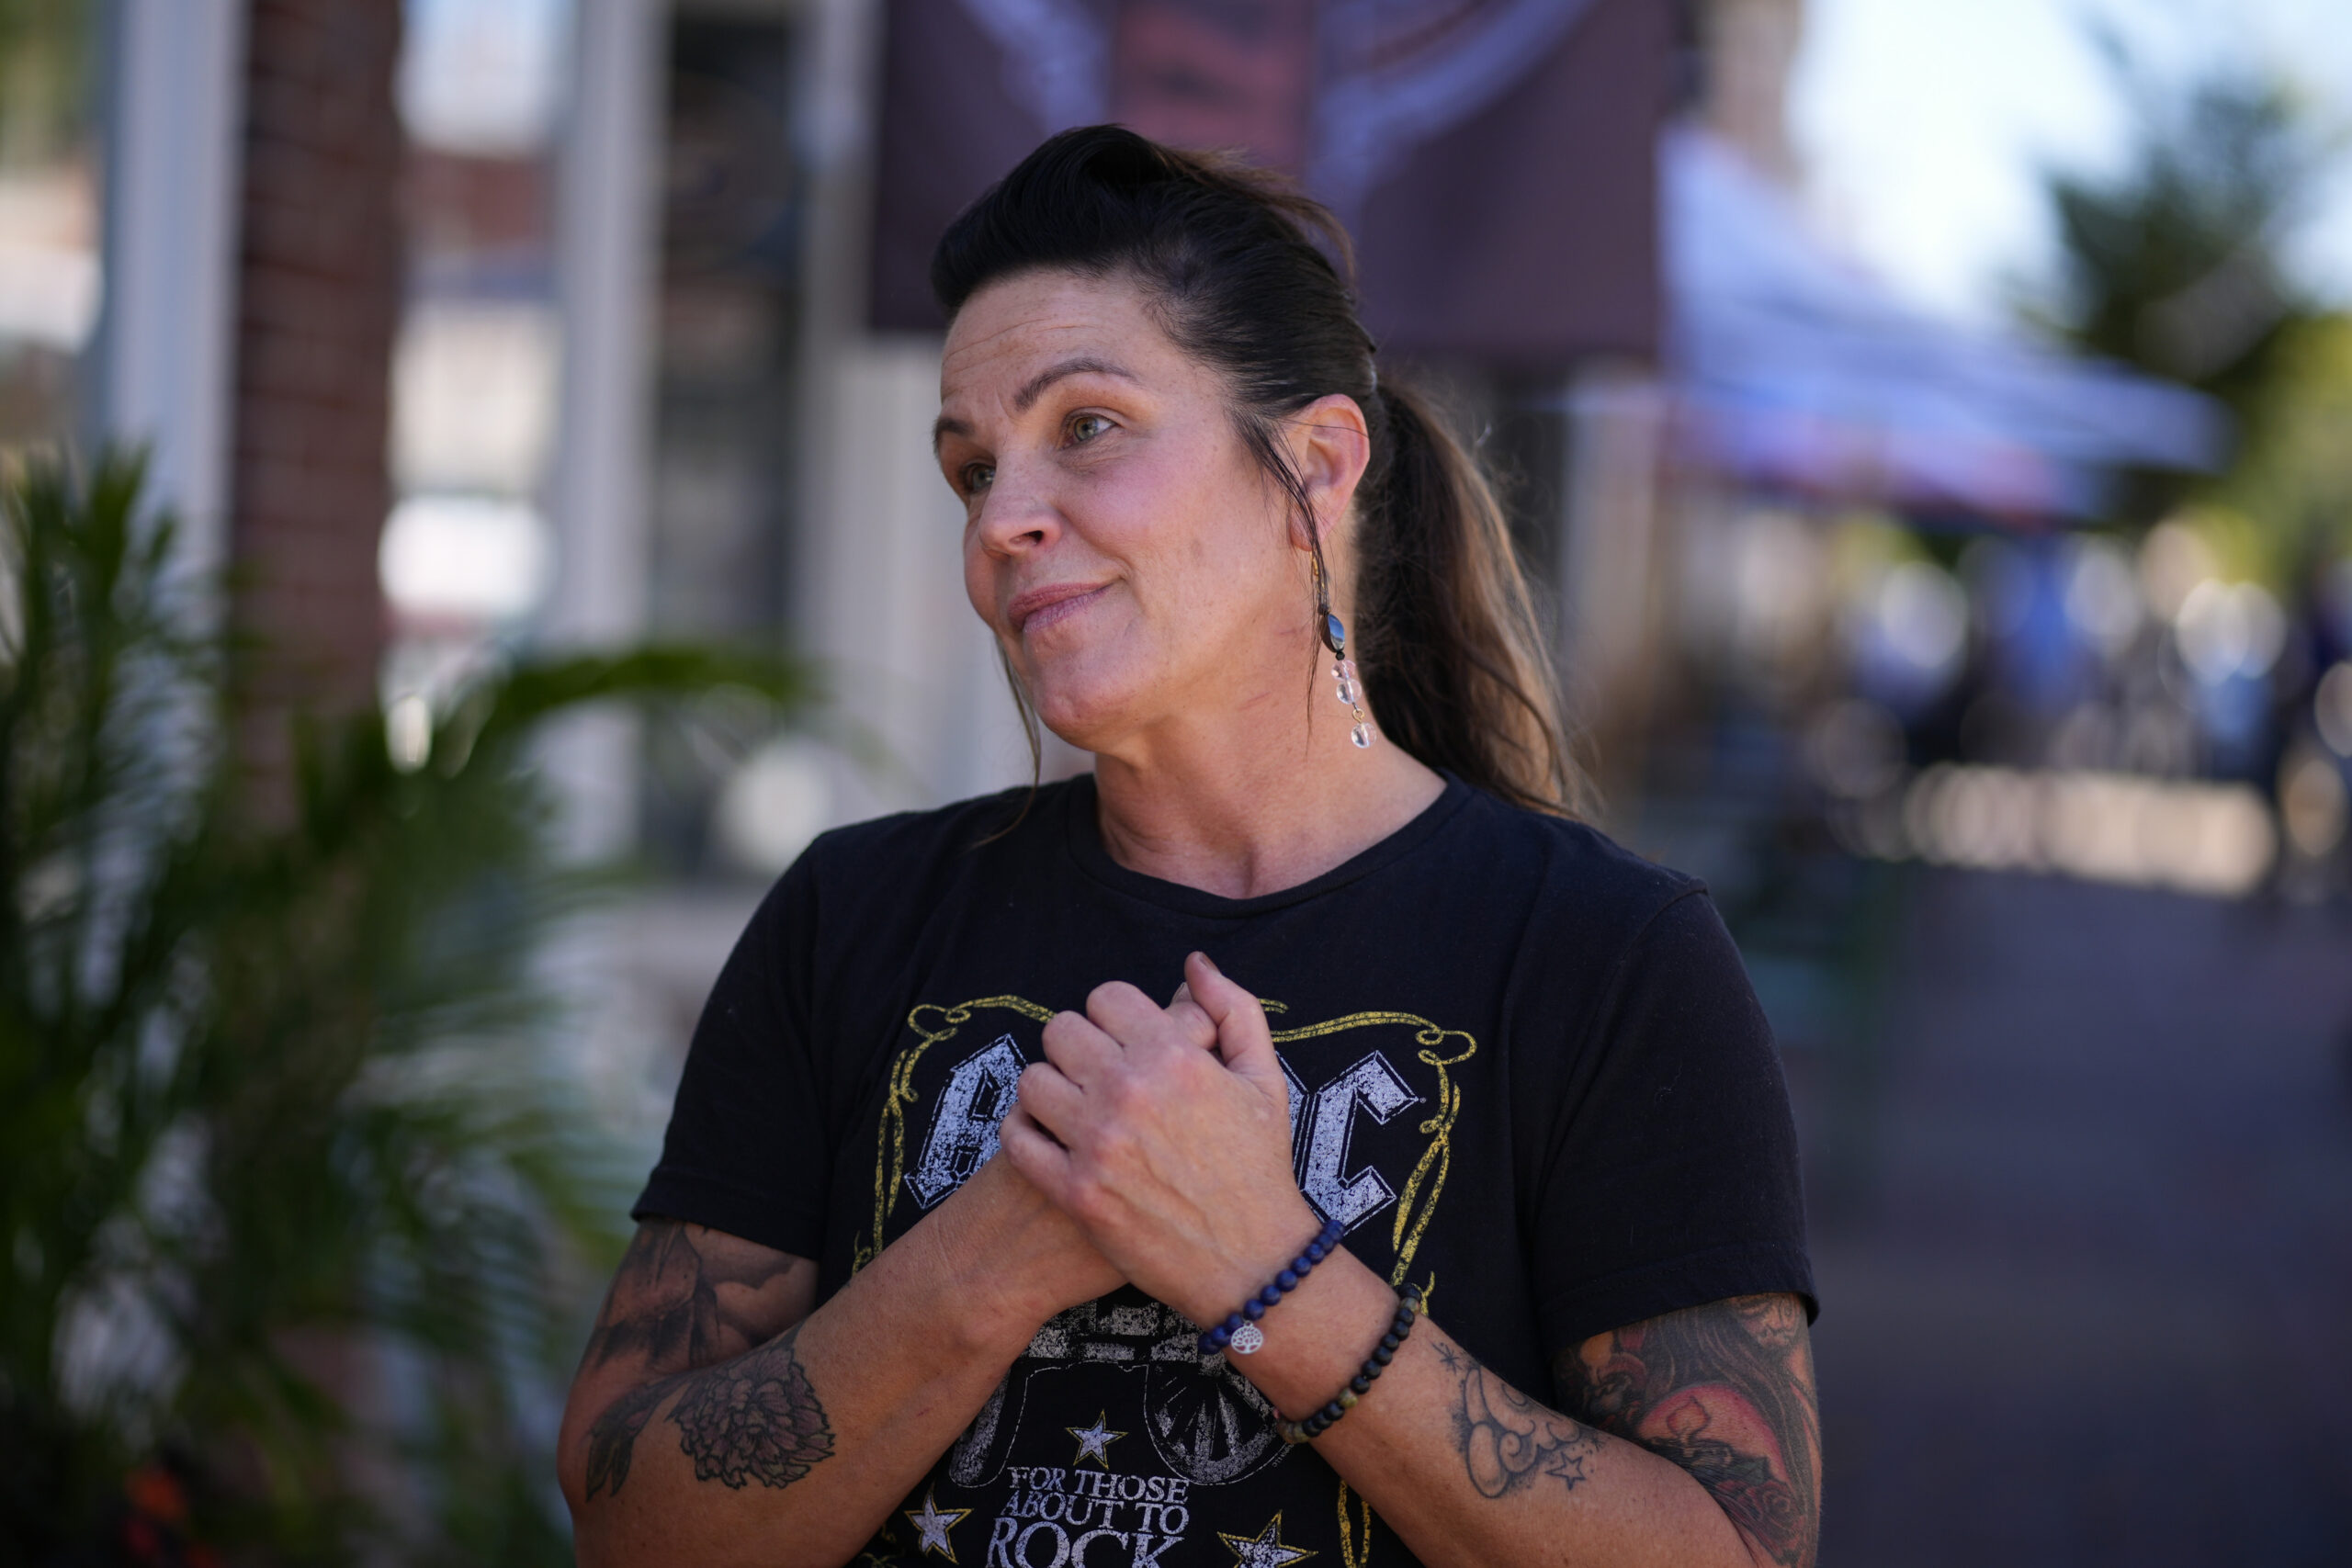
[1326,613,1374,750]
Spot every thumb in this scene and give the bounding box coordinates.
[1183,951,1283,1085]
[1164,981,1220,1053]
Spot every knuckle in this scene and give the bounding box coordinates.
[1064,1177,1112,1227]
[1099,1071,1146,1119]
[1090,1115,1137,1167]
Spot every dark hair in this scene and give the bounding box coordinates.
[932,124,1588,816]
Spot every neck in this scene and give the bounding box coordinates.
[1087,693,1446,900]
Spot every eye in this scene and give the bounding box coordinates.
[1068,413,1113,445]
[960,462,995,495]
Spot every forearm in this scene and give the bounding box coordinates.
[561,1208,1043,1568]
[1237,1254,1767,1568]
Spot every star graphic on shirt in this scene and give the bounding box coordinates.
[903,1489,969,1561]
[1218,1512,1317,1567]
[1067,1411,1125,1469]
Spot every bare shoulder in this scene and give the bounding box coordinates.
[1552,1293,1820,1568]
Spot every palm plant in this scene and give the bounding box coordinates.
[0,451,817,1562]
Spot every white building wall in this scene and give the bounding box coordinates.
[94,0,247,582]
[541,0,667,862]
[790,0,1041,827]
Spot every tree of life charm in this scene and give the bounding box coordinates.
[1228,1323,1265,1355]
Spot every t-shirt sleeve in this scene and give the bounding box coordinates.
[631,851,831,1260]
[1526,888,1815,1356]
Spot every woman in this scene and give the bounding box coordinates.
[559,126,1818,1568]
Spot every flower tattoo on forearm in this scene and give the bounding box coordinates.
[578,1221,833,1499]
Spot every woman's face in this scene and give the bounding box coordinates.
[937,269,1359,754]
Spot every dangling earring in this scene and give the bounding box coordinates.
[1313,556,1374,750]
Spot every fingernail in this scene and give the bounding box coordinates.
[1193,951,1221,976]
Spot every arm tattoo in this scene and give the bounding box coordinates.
[577,1220,831,1499]
[1553,1294,1820,1568]
[1435,1339,1605,1500]
[583,1322,835,1497]
[578,1220,802,1373]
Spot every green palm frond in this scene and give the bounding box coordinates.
[0,449,821,1562]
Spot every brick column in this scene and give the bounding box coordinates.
[226,0,404,795]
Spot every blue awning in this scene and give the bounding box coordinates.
[1664,129,2228,520]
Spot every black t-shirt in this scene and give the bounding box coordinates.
[636,774,1814,1568]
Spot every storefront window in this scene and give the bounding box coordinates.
[641,6,810,878]
[379,0,573,755]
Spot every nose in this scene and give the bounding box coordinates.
[973,458,1061,558]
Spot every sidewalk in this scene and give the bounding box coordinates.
[1784,870,2352,1566]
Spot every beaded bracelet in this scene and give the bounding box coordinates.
[1197,1215,1346,1357]
[1273,1284,1423,1445]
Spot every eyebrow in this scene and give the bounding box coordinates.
[932,355,1138,451]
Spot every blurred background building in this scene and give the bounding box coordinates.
[6,0,2349,1561]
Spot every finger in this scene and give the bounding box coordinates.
[1164,981,1218,1052]
[1085,979,1195,1057]
[1041,1009,1124,1088]
[998,1103,1074,1205]
[1016,1061,1089,1145]
[1184,951,1283,1079]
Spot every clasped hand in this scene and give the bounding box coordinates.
[999,952,1322,1328]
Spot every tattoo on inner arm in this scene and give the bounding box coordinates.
[1435,1340,1605,1500]
[1553,1294,1820,1568]
[584,1322,835,1498]
[578,1220,832,1500]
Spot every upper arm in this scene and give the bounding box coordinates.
[577,1218,819,1378]
[558,1219,820,1498]
[1552,1293,1820,1568]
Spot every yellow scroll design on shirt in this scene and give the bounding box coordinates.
[1337,1478,1373,1568]
[1270,1010,1477,1289]
[856,994,1055,1273]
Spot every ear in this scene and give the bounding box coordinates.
[1281,394,1372,552]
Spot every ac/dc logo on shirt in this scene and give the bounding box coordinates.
[854,998,1473,1523]
[858,995,1476,1287]
[899,1028,1433,1239]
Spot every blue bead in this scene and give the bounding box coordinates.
[1243,1300,1265,1321]
[1306,1242,1326,1261]
[1326,613,1346,649]
[1223,1314,1245,1332]
[1276,1269,1299,1290]
[1258,1283,1282,1306]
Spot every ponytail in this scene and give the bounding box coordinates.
[1356,381,1586,816]
[933,125,1591,818]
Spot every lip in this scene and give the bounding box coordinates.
[1007,581,1111,634]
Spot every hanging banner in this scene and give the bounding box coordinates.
[868,0,1669,366]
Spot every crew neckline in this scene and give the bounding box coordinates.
[1058,771,1475,918]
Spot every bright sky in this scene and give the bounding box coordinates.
[1790,0,2352,325]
